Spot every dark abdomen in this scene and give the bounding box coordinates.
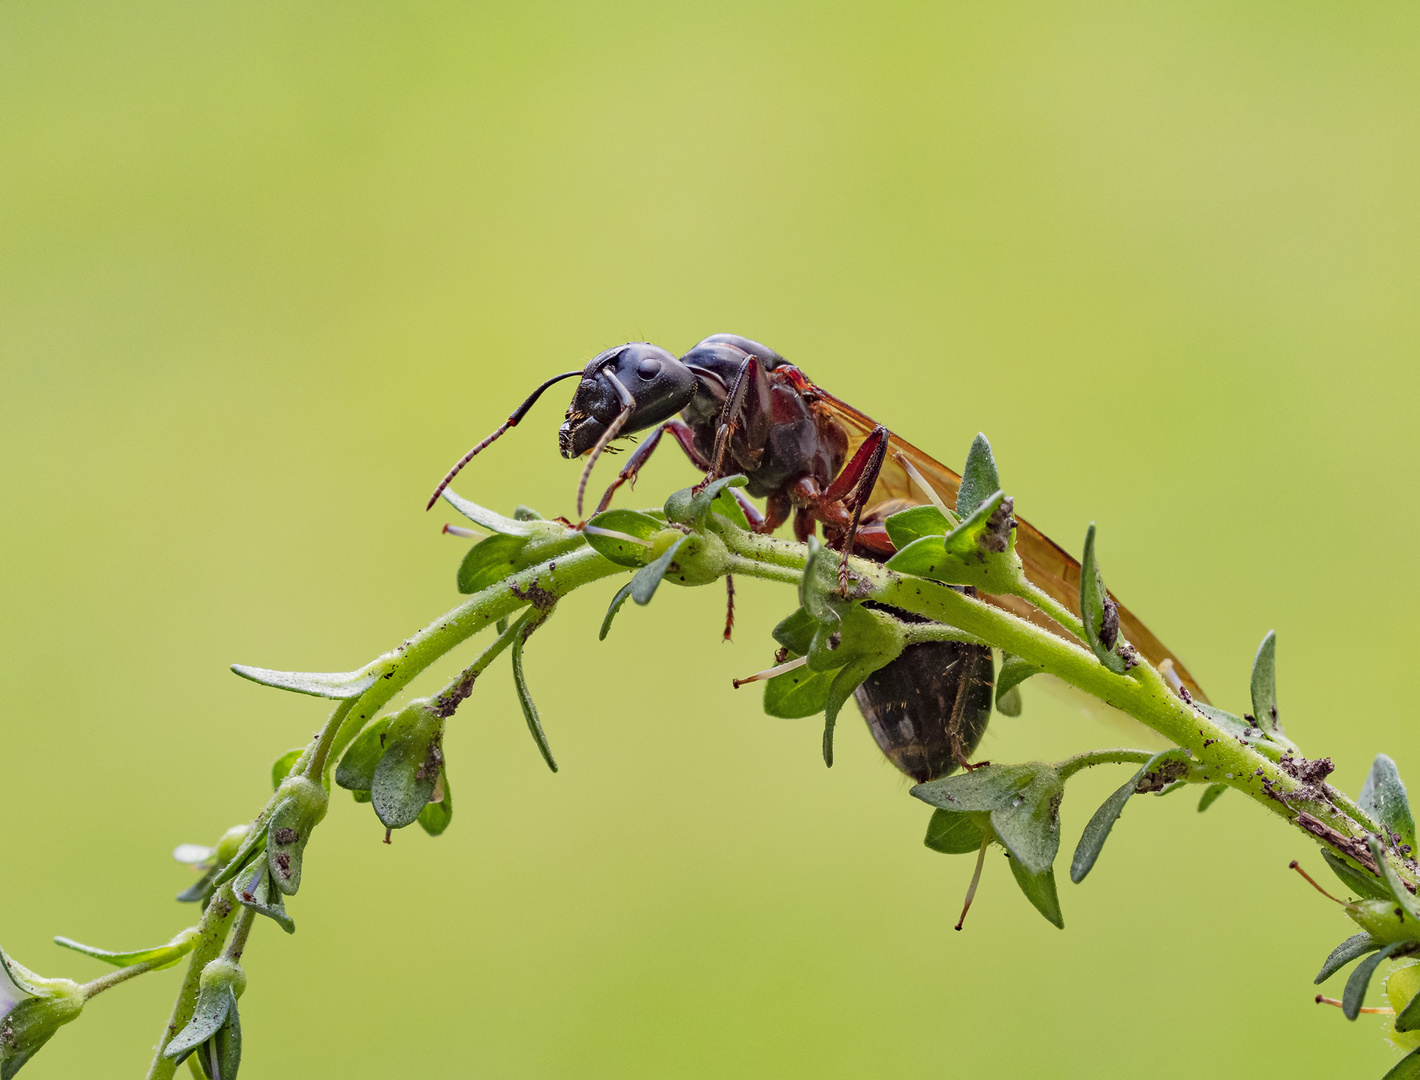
[854,615,993,783]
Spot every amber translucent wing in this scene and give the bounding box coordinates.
[804,380,1208,703]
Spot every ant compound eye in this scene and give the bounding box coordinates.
[637,357,662,380]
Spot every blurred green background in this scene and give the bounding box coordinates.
[3,2,1418,1076]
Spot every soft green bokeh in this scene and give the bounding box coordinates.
[3,3,1418,1076]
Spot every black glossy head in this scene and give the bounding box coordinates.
[558,343,696,458]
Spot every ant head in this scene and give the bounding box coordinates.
[558,343,695,458]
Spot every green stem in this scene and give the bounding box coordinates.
[146,885,240,1080]
[224,905,256,963]
[1012,579,1088,642]
[304,697,357,782]
[323,544,625,777]
[901,623,988,647]
[79,956,171,1000]
[1055,748,1155,783]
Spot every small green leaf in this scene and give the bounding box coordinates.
[1322,849,1394,902]
[599,579,636,640]
[798,535,841,626]
[208,825,269,892]
[334,717,393,792]
[1071,750,1190,883]
[1344,941,1404,1019]
[458,534,530,593]
[996,653,1042,713]
[883,504,953,550]
[1382,1048,1420,1079]
[370,711,443,828]
[771,608,819,656]
[1007,855,1063,929]
[267,776,327,895]
[1250,630,1282,737]
[708,485,750,531]
[583,509,667,567]
[1315,932,1382,984]
[629,535,688,606]
[1396,987,1420,1033]
[994,685,1023,717]
[883,492,1019,592]
[440,490,539,535]
[52,928,198,970]
[1197,784,1227,812]
[688,475,749,526]
[512,621,557,773]
[821,657,880,768]
[924,809,988,855]
[270,748,303,791]
[914,763,1063,876]
[956,433,1000,518]
[1080,524,1127,675]
[762,662,834,719]
[991,767,1064,876]
[234,861,295,935]
[418,767,452,836]
[1361,754,1416,852]
[1368,835,1420,921]
[230,665,376,700]
[163,960,242,1067]
[513,505,544,521]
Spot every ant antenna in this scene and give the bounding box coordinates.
[1289,860,1347,905]
[575,368,635,518]
[426,369,582,511]
[956,835,991,931]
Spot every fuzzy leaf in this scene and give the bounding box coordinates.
[234,861,296,935]
[629,535,689,606]
[458,534,530,593]
[1360,754,1416,852]
[1250,630,1282,737]
[956,433,1000,518]
[371,712,443,827]
[513,623,558,773]
[230,665,376,700]
[270,749,303,791]
[914,763,1062,875]
[418,767,453,836]
[334,717,393,792]
[771,608,818,657]
[1071,750,1190,883]
[1382,1049,1420,1079]
[688,474,749,526]
[1344,942,1404,1020]
[1315,932,1382,984]
[797,536,841,627]
[1368,835,1420,921]
[883,504,952,550]
[996,653,1042,712]
[266,777,326,895]
[762,663,834,719]
[1080,524,1126,675]
[599,579,636,640]
[1008,855,1064,928]
[52,930,197,970]
[163,980,237,1065]
[923,809,987,855]
[440,490,539,536]
[1197,784,1227,812]
[994,685,1023,717]
[821,657,879,768]
[1322,850,1394,902]
[1396,988,1420,1034]
[583,509,666,567]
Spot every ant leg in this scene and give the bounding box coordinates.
[698,356,769,491]
[818,427,889,589]
[731,488,767,531]
[594,419,711,514]
[723,575,735,642]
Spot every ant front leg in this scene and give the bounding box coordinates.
[697,356,771,491]
[594,419,711,515]
[818,426,890,590]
